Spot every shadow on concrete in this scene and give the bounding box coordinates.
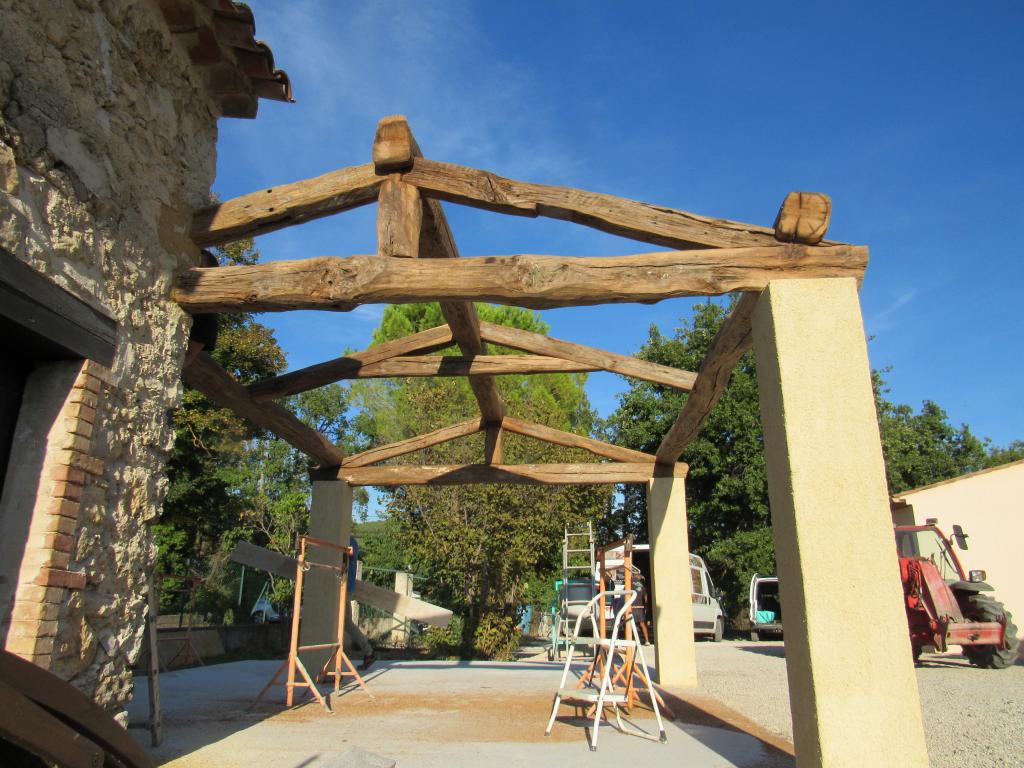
[737,644,786,659]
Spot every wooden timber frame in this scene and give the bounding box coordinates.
[176,114,854,483]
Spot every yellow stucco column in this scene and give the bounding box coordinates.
[298,480,353,673]
[646,472,698,688]
[751,278,929,768]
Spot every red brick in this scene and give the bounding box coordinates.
[67,419,94,440]
[46,465,87,486]
[58,433,92,453]
[48,533,74,553]
[68,388,99,409]
[73,372,101,394]
[42,514,78,535]
[47,551,71,570]
[34,568,86,590]
[52,481,83,502]
[72,454,104,477]
[44,497,80,520]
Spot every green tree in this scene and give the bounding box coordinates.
[354,303,610,657]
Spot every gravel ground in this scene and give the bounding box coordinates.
[695,639,1024,767]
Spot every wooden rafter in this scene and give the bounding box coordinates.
[248,323,454,400]
[173,245,866,314]
[342,418,484,468]
[190,163,382,247]
[331,462,685,486]
[655,292,760,464]
[183,352,344,467]
[374,115,506,423]
[272,354,599,379]
[478,321,697,391]
[402,157,832,250]
[501,416,656,464]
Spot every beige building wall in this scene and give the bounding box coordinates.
[892,459,1024,634]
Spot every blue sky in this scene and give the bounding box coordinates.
[214,1,1023,447]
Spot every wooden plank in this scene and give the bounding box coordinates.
[377,175,422,258]
[230,540,298,579]
[501,415,657,464]
[172,245,868,314]
[247,323,454,400]
[0,246,117,366]
[145,574,162,747]
[655,292,760,464]
[0,679,104,768]
[352,578,452,627]
[333,462,683,486]
[190,163,383,247]
[0,649,154,768]
[372,115,419,173]
[280,354,596,379]
[342,418,484,468]
[403,157,825,250]
[183,352,345,467]
[774,191,832,245]
[478,321,697,391]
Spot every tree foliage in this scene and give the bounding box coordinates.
[354,303,611,657]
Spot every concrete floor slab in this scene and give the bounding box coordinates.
[128,659,793,768]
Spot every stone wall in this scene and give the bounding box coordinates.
[0,0,220,713]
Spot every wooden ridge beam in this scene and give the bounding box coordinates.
[374,115,506,422]
[190,163,383,247]
[173,245,867,314]
[331,462,684,486]
[501,415,656,464]
[478,321,697,391]
[655,292,760,464]
[403,157,830,250]
[183,352,344,467]
[342,418,484,468]
[248,323,454,400]
[262,354,597,380]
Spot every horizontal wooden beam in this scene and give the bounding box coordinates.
[403,157,820,250]
[293,354,597,379]
[501,416,656,464]
[248,323,454,400]
[342,418,484,468]
[190,163,383,247]
[656,292,760,464]
[478,321,696,391]
[332,462,685,486]
[183,352,344,467]
[173,245,868,314]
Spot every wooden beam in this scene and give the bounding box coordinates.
[501,415,657,464]
[655,292,760,464]
[280,354,596,379]
[333,462,683,486]
[377,175,422,258]
[0,678,105,768]
[173,245,868,314]
[190,163,382,247]
[375,116,506,422]
[484,423,504,464]
[478,321,697,391]
[247,323,454,400]
[403,157,826,250]
[774,192,832,245]
[342,418,484,468]
[183,352,345,467]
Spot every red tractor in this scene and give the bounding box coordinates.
[895,521,1019,668]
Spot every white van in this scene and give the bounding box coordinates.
[602,544,724,641]
[748,574,782,641]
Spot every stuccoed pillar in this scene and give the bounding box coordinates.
[298,480,353,673]
[646,468,698,688]
[751,278,928,768]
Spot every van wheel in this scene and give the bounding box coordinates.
[750,630,760,642]
[713,618,724,643]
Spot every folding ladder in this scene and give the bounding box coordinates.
[552,522,597,659]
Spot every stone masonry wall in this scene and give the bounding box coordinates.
[0,0,220,711]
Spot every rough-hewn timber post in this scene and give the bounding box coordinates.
[297,480,353,674]
[751,278,928,767]
[646,470,698,688]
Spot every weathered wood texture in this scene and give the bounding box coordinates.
[773,192,832,245]
[231,540,298,580]
[484,423,504,464]
[478,321,697,390]
[377,176,422,257]
[248,323,454,400]
[333,462,684,486]
[190,163,382,247]
[281,354,597,379]
[501,416,656,464]
[341,418,484,468]
[403,157,826,250]
[380,116,506,422]
[184,352,344,467]
[173,245,868,314]
[655,292,760,464]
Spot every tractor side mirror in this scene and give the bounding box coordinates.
[951,524,969,550]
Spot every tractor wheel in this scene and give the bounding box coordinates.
[713,618,724,643]
[960,594,1019,669]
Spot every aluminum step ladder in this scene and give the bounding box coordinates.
[552,522,597,660]
[544,589,667,751]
